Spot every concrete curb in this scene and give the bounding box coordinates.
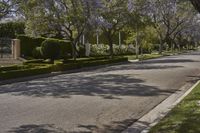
[122,80,200,133]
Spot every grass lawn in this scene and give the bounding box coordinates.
[149,82,200,133]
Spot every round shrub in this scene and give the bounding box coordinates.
[32,47,43,59]
[41,39,61,62]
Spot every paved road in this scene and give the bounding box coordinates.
[0,52,200,133]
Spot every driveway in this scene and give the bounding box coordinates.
[0,52,200,133]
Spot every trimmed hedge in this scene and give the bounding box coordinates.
[32,47,43,59]
[23,59,44,64]
[41,38,72,60]
[0,57,128,80]
[59,40,72,59]
[0,66,52,80]
[41,39,61,61]
[0,65,30,72]
[17,35,46,57]
[17,35,72,59]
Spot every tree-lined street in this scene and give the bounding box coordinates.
[0,51,200,133]
[1,0,200,132]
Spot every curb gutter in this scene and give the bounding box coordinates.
[122,80,200,133]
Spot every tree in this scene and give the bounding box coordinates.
[0,0,12,20]
[19,0,102,60]
[97,0,129,57]
[148,0,197,53]
[191,0,200,12]
[126,0,150,58]
[0,0,19,21]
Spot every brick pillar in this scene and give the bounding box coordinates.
[12,39,21,59]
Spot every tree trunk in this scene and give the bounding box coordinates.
[159,38,163,55]
[0,46,3,58]
[72,42,77,61]
[135,35,139,59]
[108,37,114,58]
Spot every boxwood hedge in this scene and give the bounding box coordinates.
[0,57,128,80]
[17,35,72,59]
[17,35,46,57]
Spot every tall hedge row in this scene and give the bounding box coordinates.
[0,22,25,38]
[17,35,46,57]
[17,35,72,58]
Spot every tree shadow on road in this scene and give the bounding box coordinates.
[187,75,200,84]
[92,58,188,73]
[77,118,149,133]
[7,124,68,133]
[6,119,149,133]
[0,74,174,99]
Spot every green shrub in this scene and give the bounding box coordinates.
[0,57,128,80]
[90,44,109,56]
[0,22,25,38]
[17,35,72,59]
[17,35,46,57]
[0,66,52,80]
[90,44,135,56]
[57,39,72,59]
[32,47,43,59]
[41,39,61,62]
[78,45,86,57]
[141,42,153,54]
[0,65,30,72]
[23,59,44,64]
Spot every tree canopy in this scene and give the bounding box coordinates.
[191,0,200,12]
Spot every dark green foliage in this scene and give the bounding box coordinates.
[17,35,72,58]
[0,65,52,80]
[32,47,43,59]
[0,22,25,38]
[191,0,200,12]
[23,59,44,64]
[57,39,72,59]
[78,45,86,57]
[0,57,128,80]
[41,39,61,62]
[0,65,29,72]
[17,35,46,57]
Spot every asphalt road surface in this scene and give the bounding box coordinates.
[0,52,200,133]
